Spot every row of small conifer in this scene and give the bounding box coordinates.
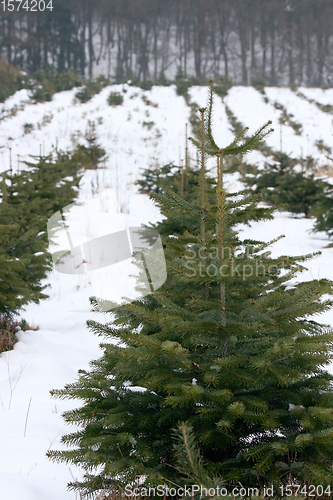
[0,129,106,350]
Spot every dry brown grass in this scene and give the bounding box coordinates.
[94,485,149,500]
[0,59,23,102]
[315,164,333,177]
[0,316,39,354]
[0,59,22,83]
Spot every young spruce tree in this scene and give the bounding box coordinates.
[48,83,333,497]
[0,143,99,320]
[242,152,331,217]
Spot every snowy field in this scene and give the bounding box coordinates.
[1,84,333,499]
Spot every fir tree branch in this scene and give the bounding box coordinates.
[173,422,225,492]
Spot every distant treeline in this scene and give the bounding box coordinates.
[1,0,333,86]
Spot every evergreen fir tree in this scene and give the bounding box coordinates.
[136,161,218,238]
[48,84,333,497]
[242,152,330,217]
[22,151,85,217]
[74,121,108,169]
[0,223,40,317]
[0,143,98,319]
[0,170,50,316]
[312,183,333,239]
[136,162,177,194]
[173,422,226,494]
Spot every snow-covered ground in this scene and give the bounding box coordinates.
[299,86,333,106]
[1,84,333,499]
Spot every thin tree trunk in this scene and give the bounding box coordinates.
[199,108,208,301]
[261,13,267,80]
[251,24,256,74]
[270,21,276,85]
[306,31,312,85]
[87,6,94,78]
[317,33,324,86]
[287,14,294,86]
[217,155,226,328]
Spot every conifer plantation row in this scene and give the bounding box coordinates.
[0,130,106,351]
[241,152,333,238]
[47,85,333,498]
